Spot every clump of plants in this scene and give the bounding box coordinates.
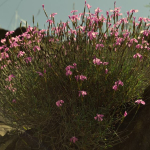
[0,1,150,149]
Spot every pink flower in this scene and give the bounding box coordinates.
[78,91,87,97]
[65,65,75,71]
[112,80,124,91]
[87,4,91,9]
[33,46,41,52]
[94,114,104,121]
[5,74,15,82]
[12,99,16,103]
[42,4,44,9]
[75,75,87,81]
[17,51,25,58]
[71,10,78,13]
[130,9,138,13]
[133,53,142,61]
[1,38,6,43]
[36,72,43,76]
[70,136,78,143]
[135,99,145,105]
[66,70,73,76]
[50,13,57,18]
[124,111,127,117]
[24,57,32,64]
[105,68,108,74]
[112,85,118,91]
[93,57,103,65]
[56,100,64,107]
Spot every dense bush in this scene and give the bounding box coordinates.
[0,1,150,149]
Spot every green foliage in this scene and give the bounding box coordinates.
[0,2,150,149]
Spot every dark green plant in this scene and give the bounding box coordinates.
[0,1,150,149]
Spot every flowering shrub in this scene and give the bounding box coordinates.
[0,1,150,149]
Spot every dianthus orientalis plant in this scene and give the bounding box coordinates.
[0,1,150,149]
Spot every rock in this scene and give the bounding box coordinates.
[0,131,19,150]
[0,123,17,136]
[14,128,50,150]
[107,85,150,150]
